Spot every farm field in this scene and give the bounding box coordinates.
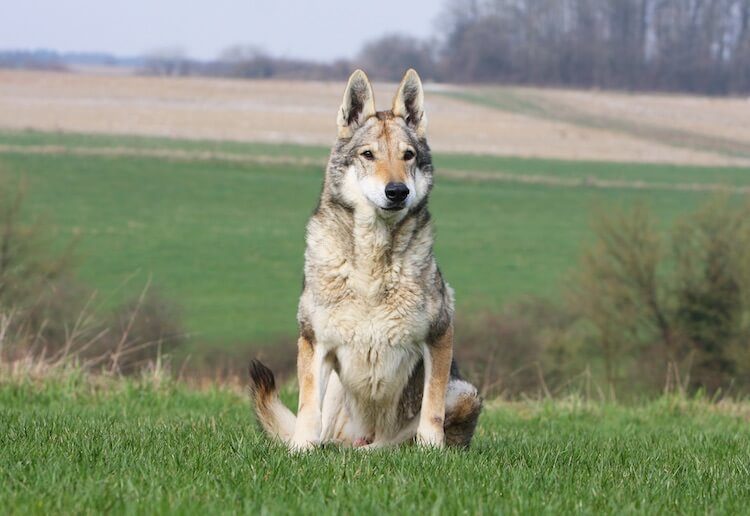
[2,130,749,352]
[3,70,750,166]
[2,68,750,516]
[1,376,749,514]
[2,70,750,354]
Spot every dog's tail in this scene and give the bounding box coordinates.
[248,360,296,443]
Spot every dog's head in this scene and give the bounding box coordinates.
[328,69,433,221]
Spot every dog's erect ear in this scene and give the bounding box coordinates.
[392,69,426,137]
[337,70,376,138]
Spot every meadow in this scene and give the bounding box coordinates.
[3,130,749,354]
[2,72,750,514]
[2,375,749,514]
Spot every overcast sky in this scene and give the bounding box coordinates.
[1,0,444,60]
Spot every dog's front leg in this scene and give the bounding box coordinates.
[291,335,330,451]
[417,325,453,447]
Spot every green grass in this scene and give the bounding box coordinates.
[1,130,749,350]
[2,377,749,514]
[4,128,750,186]
[440,152,750,187]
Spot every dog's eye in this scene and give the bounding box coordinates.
[361,150,375,161]
[403,150,415,161]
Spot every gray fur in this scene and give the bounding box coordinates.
[250,70,482,449]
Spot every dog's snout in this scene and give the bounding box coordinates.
[384,182,409,203]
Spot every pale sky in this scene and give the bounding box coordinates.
[0,0,444,60]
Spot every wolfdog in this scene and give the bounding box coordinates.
[249,69,482,450]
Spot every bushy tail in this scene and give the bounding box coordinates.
[444,380,483,448]
[248,360,296,443]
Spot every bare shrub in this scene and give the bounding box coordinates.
[572,198,750,396]
[0,179,185,375]
[671,199,750,392]
[569,203,670,395]
[0,181,75,301]
[456,299,578,399]
[191,335,298,387]
[2,283,186,377]
[97,286,186,375]
[0,180,82,355]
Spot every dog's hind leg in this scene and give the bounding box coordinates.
[360,378,482,450]
[443,379,482,448]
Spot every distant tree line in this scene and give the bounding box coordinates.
[4,0,750,94]
[0,50,67,71]
[432,0,750,94]
[0,50,146,71]
[140,0,750,95]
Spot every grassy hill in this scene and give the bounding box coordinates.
[2,130,749,352]
[2,375,749,514]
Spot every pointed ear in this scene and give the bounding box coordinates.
[392,69,426,137]
[337,69,376,138]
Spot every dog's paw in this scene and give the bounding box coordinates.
[289,440,318,453]
[416,426,445,448]
[289,433,320,453]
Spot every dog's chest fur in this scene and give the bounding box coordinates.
[299,206,450,418]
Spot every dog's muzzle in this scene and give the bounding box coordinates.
[384,182,409,210]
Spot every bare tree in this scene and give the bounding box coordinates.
[143,47,190,76]
[436,0,750,93]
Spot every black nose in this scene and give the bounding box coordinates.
[385,182,409,203]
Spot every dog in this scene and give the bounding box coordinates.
[249,69,482,451]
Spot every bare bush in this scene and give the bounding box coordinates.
[456,299,578,399]
[0,180,82,352]
[0,179,185,375]
[569,203,669,395]
[96,285,186,375]
[671,199,750,392]
[572,198,750,396]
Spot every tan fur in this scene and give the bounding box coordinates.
[296,336,315,412]
[371,119,410,185]
[417,326,454,445]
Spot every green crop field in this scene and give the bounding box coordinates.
[2,376,749,514]
[2,127,750,515]
[1,130,749,353]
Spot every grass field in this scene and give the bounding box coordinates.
[2,129,750,352]
[2,375,749,514]
[3,73,750,514]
